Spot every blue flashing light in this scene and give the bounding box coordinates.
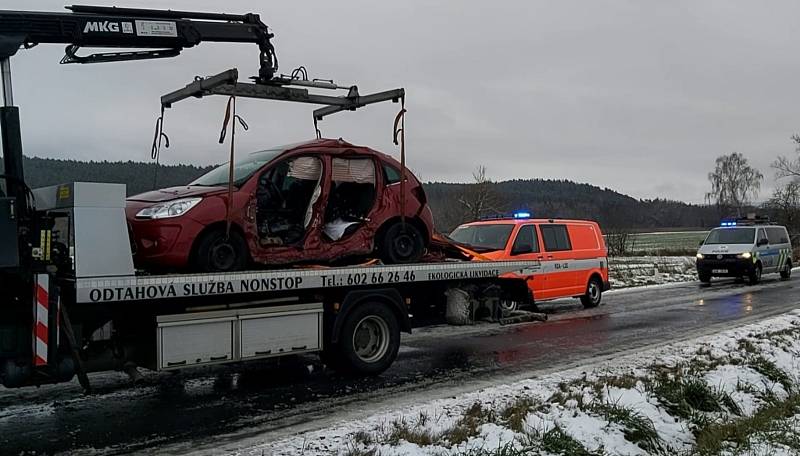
[720,220,737,227]
[513,211,532,219]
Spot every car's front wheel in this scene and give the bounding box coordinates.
[193,228,249,272]
[747,263,762,285]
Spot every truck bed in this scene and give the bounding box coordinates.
[74,260,542,304]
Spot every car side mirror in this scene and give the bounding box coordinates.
[757,239,769,247]
[511,243,533,255]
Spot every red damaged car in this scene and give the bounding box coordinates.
[126,138,434,272]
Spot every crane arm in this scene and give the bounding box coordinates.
[0,5,277,82]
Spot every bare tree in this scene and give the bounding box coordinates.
[458,165,504,221]
[766,179,800,232]
[706,153,763,217]
[605,229,635,257]
[773,135,800,179]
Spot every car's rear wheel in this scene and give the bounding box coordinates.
[747,263,762,285]
[193,228,249,272]
[780,261,792,280]
[379,222,424,264]
[580,276,603,308]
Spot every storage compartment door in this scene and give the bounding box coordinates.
[240,311,321,359]
[158,318,234,369]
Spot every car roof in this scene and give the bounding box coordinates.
[711,225,786,229]
[249,138,400,165]
[459,218,597,227]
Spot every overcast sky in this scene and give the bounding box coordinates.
[2,0,797,203]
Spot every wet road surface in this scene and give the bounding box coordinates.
[1,275,798,455]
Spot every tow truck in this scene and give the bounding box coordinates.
[0,5,541,391]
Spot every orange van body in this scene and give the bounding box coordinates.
[450,218,610,306]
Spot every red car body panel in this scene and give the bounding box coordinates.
[126,138,434,270]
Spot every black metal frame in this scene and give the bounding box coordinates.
[160,68,404,135]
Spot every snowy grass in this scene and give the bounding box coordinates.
[609,256,697,288]
[255,310,800,456]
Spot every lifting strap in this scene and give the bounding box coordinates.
[218,92,249,237]
[150,106,169,189]
[393,97,407,227]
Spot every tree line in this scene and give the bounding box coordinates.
[12,154,720,234]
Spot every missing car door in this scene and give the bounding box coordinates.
[256,156,323,246]
[323,157,377,241]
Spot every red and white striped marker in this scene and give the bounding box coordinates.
[33,274,49,367]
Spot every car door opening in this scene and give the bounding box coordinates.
[323,158,377,241]
[257,156,323,246]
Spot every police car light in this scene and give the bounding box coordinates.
[720,219,737,227]
[513,211,532,219]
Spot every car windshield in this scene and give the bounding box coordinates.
[704,227,756,245]
[190,149,285,187]
[450,224,514,251]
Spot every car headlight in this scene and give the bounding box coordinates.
[738,252,752,259]
[136,197,202,219]
[696,253,704,259]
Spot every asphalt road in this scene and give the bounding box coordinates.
[1,274,798,455]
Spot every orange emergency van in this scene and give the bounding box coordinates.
[450,214,610,307]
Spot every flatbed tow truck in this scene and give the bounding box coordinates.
[0,5,542,391]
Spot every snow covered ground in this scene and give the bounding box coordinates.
[609,256,697,288]
[253,309,800,456]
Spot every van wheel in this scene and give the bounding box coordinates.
[747,264,762,285]
[379,222,424,264]
[780,261,792,280]
[193,229,248,272]
[326,302,400,376]
[580,277,603,308]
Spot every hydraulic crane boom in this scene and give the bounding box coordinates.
[0,5,277,81]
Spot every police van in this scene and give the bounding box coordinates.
[696,216,793,285]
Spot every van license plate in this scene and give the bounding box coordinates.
[712,269,728,274]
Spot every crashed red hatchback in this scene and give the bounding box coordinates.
[126,138,434,272]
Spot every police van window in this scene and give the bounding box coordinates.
[757,229,768,245]
[705,228,755,245]
[382,163,402,185]
[766,227,789,244]
[512,225,539,254]
[540,224,572,251]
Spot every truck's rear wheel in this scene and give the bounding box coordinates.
[328,302,400,375]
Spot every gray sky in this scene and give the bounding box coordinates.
[3,0,797,203]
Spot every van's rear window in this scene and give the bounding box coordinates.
[704,228,755,245]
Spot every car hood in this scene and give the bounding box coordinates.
[698,244,752,255]
[127,185,226,203]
